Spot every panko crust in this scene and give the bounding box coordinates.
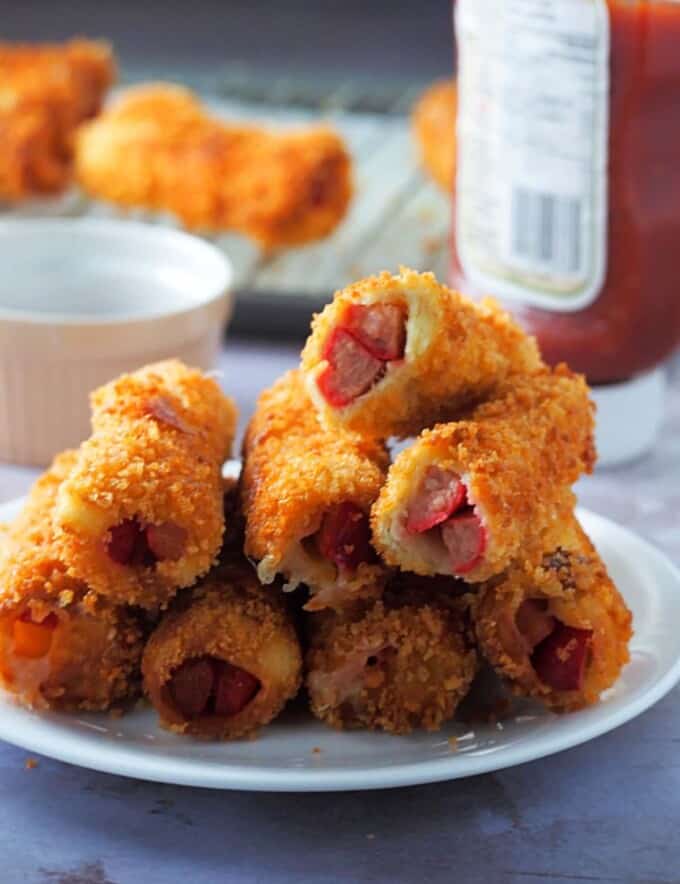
[55,360,237,610]
[301,266,541,439]
[0,106,70,198]
[142,563,302,739]
[241,370,388,606]
[472,518,632,711]
[306,587,477,734]
[0,451,143,711]
[0,39,115,200]
[372,365,595,582]
[75,83,352,248]
[411,78,457,193]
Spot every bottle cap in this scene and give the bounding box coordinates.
[591,368,665,468]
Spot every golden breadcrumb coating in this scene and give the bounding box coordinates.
[75,83,353,248]
[55,360,237,610]
[372,365,595,582]
[0,450,143,711]
[306,584,477,734]
[142,562,302,739]
[241,370,388,608]
[411,78,457,193]
[0,106,70,198]
[472,517,633,712]
[301,266,541,439]
[0,39,115,200]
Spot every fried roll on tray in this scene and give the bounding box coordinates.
[142,564,302,739]
[301,267,541,439]
[0,39,115,200]
[75,84,352,249]
[372,366,595,582]
[0,451,143,711]
[411,78,457,194]
[306,581,477,734]
[0,106,71,199]
[472,518,632,712]
[241,370,388,611]
[55,360,237,610]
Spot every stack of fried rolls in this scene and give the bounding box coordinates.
[242,267,632,733]
[0,361,243,721]
[1,268,633,739]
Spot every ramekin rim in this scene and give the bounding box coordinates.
[0,218,233,327]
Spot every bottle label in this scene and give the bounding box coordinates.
[454,0,609,312]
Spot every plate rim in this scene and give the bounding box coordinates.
[0,499,679,792]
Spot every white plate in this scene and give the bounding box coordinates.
[0,499,678,792]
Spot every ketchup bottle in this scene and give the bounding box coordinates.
[451,0,680,464]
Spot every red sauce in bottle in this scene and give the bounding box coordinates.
[451,0,680,384]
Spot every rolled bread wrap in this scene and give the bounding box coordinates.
[75,84,352,248]
[371,366,595,582]
[242,370,388,611]
[472,516,632,712]
[306,580,477,734]
[142,563,302,739]
[55,360,237,610]
[301,266,541,439]
[0,451,143,711]
[0,39,114,200]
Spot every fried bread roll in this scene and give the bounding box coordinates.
[301,267,541,439]
[372,366,595,582]
[0,39,115,200]
[241,370,388,611]
[411,78,457,193]
[55,360,237,610]
[306,580,477,733]
[75,84,352,249]
[0,451,143,711]
[142,563,302,739]
[0,106,71,198]
[472,517,632,712]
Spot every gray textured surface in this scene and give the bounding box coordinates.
[0,342,679,884]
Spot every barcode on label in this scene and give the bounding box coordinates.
[511,187,582,276]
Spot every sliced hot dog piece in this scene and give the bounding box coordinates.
[107,519,142,565]
[317,328,384,407]
[108,518,186,566]
[441,509,487,574]
[168,657,215,719]
[146,522,187,562]
[516,599,556,651]
[316,502,374,571]
[107,518,156,567]
[13,611,59,659]
[531,623,593,692]
[342,303,406,361]
[406,466,466,534]
[213,661,261,717]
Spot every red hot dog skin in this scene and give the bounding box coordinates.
[472,518,632,712]
[142,563,302,739]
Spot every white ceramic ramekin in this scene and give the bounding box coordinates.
[0,219,233,466]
